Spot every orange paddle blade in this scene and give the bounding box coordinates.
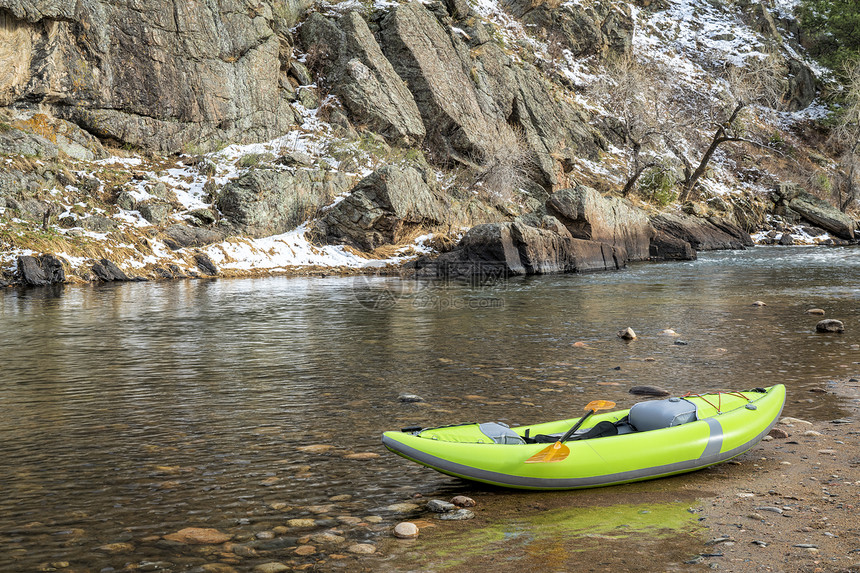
[584,399,615,411]
[524,440,570,464]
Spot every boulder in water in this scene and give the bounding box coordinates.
[16,254,66,286]
[91,259,131,282]
[816,319,844,333]
[617,327,637,340]
[629,385,670,397]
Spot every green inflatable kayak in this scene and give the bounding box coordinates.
[382,385,785,490]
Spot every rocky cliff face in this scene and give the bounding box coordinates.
[304,0,602,192]
[0,0,604,190]
[0,0,298,152]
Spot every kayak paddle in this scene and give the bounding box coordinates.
[524,399,616,463]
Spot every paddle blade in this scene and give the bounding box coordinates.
[584,399,616,412]
[524,441,570,464]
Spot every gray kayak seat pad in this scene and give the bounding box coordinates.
[478,422,526,444]
[628,397,698,432]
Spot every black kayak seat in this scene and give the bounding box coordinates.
[530,420,620,443]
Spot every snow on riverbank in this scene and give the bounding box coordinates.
[201,226,435,272]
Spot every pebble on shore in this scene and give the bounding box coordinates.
[393,522,420,539]
[451,495,476,507]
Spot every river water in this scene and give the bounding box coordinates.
[1,246,858,571]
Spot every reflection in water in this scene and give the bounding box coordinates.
[381,499,700,572]
[1,246,858,570]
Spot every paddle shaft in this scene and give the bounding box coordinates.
[556,408,596,443]
[524,400,615,464]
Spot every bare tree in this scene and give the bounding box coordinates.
[471,124,537,204]
[591,57,674,196]
[675,56,784,203]
[831,60,860,213]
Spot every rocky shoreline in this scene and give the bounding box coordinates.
[3,177,857,289]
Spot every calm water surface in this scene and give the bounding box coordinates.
[1,246,858,571]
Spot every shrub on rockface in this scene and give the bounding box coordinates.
[638,163,677,207]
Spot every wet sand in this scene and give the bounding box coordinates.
[369,378,860,573]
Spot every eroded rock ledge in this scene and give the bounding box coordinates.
[411,186,755,279]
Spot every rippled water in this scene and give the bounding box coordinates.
[1,246,858,571]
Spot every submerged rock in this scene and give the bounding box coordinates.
[426,499,456,513]
[293,545,316,556]
[436,509,475,520]
[344,452,380,460]
[386,503,421,514]
[97,542,135,553]
[163,527,232,544]
[253,563,290,573]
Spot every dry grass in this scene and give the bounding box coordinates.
[0,221,166,276]
[14,113,59,143]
